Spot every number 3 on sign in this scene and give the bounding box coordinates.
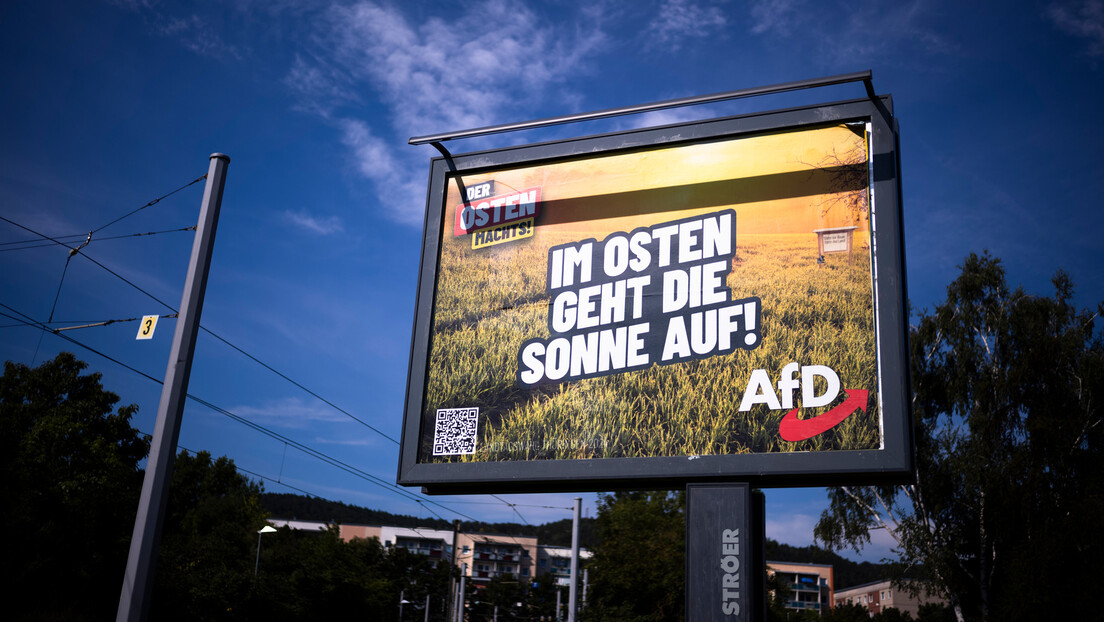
[136,315,159,340]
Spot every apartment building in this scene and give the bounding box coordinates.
[455,532,539,583]
[536,545,593,587]
[269,519,588,586]
[767,561,835,613]
[339,524,454,566]
[835,579,945,617]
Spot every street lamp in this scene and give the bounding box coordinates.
[255,525,277,576]
[399,590,411,621]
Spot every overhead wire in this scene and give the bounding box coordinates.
[91,173,207,234]
[2,201,565,525]
[155,436,321,499]
[0,226,197,252]
[0,303,479,523]
[0,214,397,444]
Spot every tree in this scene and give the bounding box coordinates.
[815,253,1104,622]
[151,450,269,620]
[585,491,685,622]
[0,352,148,621]
[823,602,872,622]
[246,525,394,621]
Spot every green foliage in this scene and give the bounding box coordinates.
[871,607,913,622]
[824,602,874,622]
[586,491,685,622]
[534,516,598,548]
[246,527,394,620]
[916,603,956,622]
[470,574,529,621]
[0,352,147,621]
[816,252,1104,621]
[152,450,268,620]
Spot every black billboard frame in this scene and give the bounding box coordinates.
[398,95,911,495]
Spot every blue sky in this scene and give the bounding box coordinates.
[2,0,1102,565]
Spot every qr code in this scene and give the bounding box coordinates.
[432,407,479,456]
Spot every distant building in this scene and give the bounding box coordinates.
[767,561,835,613]
[455,532,539,583]
[536,545,593,586]
[835,579,946,617]
[269,518,588,586]
[339,524,454,566]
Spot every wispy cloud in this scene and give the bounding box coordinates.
[287,0,609,226]
[233,396,347,429]
[748,0,804,35]
[317,0,607,134]
[644,0,728,52]
[112,1,243,60]
[1048,0,1104,56]
[282,210,344,235]
[157,14,242,59]
[747,0,956,67]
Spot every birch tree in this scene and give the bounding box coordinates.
[815,252,1103,622]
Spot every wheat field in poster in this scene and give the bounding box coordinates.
[418,122,880,464]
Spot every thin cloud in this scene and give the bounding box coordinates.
[747,0,956,67]
[282,210,344,235]
[1048,0,1104,55]
[645,0,728,51]
[748,0,804,35]
[233,396,347,429]
[111,2,243,60]
[287,0,609,226]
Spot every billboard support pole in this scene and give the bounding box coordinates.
[116,153,229,622]
[686,484,765,621]
[568,497,581,622]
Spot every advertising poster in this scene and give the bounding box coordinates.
[416,121,884,467]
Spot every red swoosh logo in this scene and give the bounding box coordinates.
[779,389,868,442]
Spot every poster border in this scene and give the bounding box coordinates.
[397,96,911,494]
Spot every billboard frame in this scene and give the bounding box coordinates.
[398,94,910,494]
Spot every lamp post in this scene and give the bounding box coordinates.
[399,590,411,621]
[255,525,276,576]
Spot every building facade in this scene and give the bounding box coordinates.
[767,561,835,614]
[455,532,539,583]
[536,545,593,587]
[835,579,946,618]
[269,518,589,587]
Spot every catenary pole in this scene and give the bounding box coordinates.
[116,154,229,622]
[568,497,581,622]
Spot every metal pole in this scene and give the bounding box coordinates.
[582,568,588,612]
[400,589,405,621]
[116,154,229,622]
[254,532,262,576]
[424,594,430,622]
[456,563,467,622]
[568,497,580,622]
[447,520,460,622]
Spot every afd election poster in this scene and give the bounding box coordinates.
[412,120,887,468]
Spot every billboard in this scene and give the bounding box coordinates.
[399,97,910,493]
